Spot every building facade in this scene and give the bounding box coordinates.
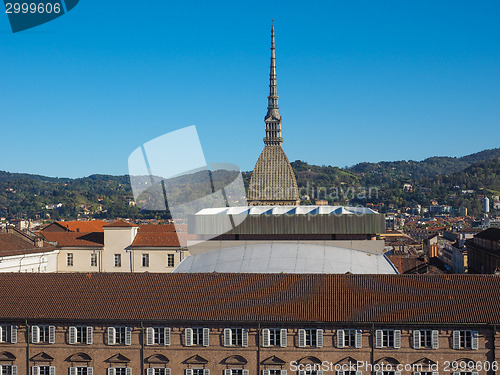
[0,273,499,375]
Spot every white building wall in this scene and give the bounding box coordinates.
[0,250,59,272]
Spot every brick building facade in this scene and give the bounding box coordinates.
[0,274,499,375]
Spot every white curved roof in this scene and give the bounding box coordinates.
[174,243,397,274]
[195,205,379,216]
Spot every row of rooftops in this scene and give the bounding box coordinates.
[0,273,498,323]
[38,219,192,248]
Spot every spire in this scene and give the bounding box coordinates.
[264,22,283,146]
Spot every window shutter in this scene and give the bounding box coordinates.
[298,329,306,347]
[202,328,209,347]
[413,330,421,349]
[223,370,231,375]
[185,370,193,375]
[472,331,479,350]
[69,327,77,345]
[203,370,210,375]
[242,328,249,347]
[125,368,132,375]
[86,326,93,345]
[0,327,2,342]
[263,371,270,375]
[185,328,193,346]
[0,366,2,375]
[125,327,132,346]
[32,326,40,344]
[12,366,17,375]
[146,327,154,346]
[107,368,116,375]
[50,366,56,375]
[281,371,287,375]
[164,370,170,375]
[471,373,478,375]
[164,327,171,346]
[356,372,362,375]
[317,371,323,375]
[49,326,56,344]
[262,329,270,347]
[243,370,249,375]
[316,329,323,348]
[146,369,154,375]
[375,372,382,375]
[107,327,116,345]
[431,330,439,349]
[32,366,40,375]
[432,372,438,375]
[395,372,401,375]
[69,367,76,375]
[223,328,232,347]
[11,326,17,344]
[452,330,460,349]
[414,372,421,375]
[280,328,287,348]
[337,371,344,375]
[394,330,401,349]
[453,372,460,375]
[87,367,93,375]
[375,330,383,348]
[298,371,306,375]
[355,329,362,349]
[337,329,345,348]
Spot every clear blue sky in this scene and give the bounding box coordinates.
[1,0,499,178]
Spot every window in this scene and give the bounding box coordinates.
[413,329,439,349]
[223,370,248,375]
[31,325,56,344]
[298,328,323,348]
[146,327,170,346]
[375,329,401,349]
[32,366,55,375]
[114,254,121,267]
[142,254,149,267]
[262,328,287,347]
[107,326,132,345]
[262,371,286,375]
[1,365,17,375]
[453,330,478,350]
[146,368,171,375]
[185,370,209,375]
[337,329,362,348]
[67,253,74,266]
[68,326,93,345]
[107,368,131,375]
[185,327,209,346]
[0,324,17,343]
[69,367,92,375]
[167,254,175,267]
[90,253,98,267]
[223,328,248,347]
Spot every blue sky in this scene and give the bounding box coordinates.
[1,0,499,178]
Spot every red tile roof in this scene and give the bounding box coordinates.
[41,232,104,247]
[0,273,498,323]
[55,220,107,233]
[0,234,57,257]
[131,225,196,247]
[103,220,138,228]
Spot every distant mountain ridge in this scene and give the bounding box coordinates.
[1,147,499,220]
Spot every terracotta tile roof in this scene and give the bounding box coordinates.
[0,234,57,257]
[41,232,104,247]
[131,225,196,247]
[54,220,107,233]
[0,273,498,323]
[103,220,138,228]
